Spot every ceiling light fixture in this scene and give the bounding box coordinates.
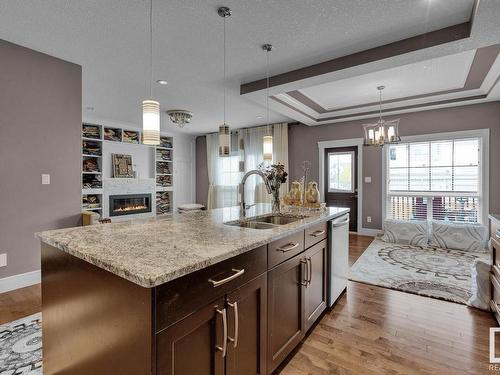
[362,86,400,147]
[218,6,232,157]
[262,43,273,162]
[142,0,160,145]
[166,109,193,128]
[156,79,168,85]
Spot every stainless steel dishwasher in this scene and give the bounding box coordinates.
[327,213,350,307]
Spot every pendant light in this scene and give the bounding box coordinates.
[362,86,400,147]
[142,0,160,145]
[262,44,273,162]
[218,6,231,157]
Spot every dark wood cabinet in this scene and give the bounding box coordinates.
[226,273,267,375]
[156,297,226,375]
[267,253,306,373]
[304,239,327,332]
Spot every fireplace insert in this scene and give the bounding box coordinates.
[109,193,152,217]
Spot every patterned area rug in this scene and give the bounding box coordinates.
[349,239,489,304]
[0,313,42,374]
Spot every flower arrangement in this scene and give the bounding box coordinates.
[259,162,288,213]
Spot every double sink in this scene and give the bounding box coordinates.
[226,214,307,229]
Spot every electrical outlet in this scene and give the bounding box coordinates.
[0,253,6,268]
[367,216,372,223]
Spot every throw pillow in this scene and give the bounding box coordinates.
[431,221,487,252]
[381,219,428,246]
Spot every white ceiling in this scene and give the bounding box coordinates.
[300,50,476,110]
[0,0,479,134]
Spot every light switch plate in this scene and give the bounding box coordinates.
[367,216,372,223]
[364,176,372,183]
[0,253,6,268]
[42,174,50,185]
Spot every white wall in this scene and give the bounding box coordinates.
[102,141,154,179]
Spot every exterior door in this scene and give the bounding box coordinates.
[267,254,306,373]
[156,297,226,375]
[304,240,327,332]
[325,146,358,232]
[226,273,267,375]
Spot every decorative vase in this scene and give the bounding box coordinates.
[272,190,281,214]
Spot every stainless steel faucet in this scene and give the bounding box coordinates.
[239,170,273,217]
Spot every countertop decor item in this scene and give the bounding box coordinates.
[283,180,303,206]
[304,181,321,208]
[166,109,193,128]
[142,0,160,145]
[362,86,400,147]
[261,162,288,213]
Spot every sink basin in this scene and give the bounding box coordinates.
[225,214,308,229]
[253,215,306,225]
[226,221,277,229]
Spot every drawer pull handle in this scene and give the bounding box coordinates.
[307,257,312,285]
[209,268,245,287]
[228,301,239,348]
[215,308,227,357]
[300,259,308,286]
[310,230,326,237]
[277,242,299,252]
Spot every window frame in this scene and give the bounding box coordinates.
[327,150,355,193]
[382,129,489,226]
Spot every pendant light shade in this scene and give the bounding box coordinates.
[218,124,230,157]
[142,0,160,145]
[263,135,273,161]
[142,100,160,145]
[262,43,273,162]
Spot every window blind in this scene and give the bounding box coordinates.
[386,138,482,224]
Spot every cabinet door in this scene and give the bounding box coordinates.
[304,239,328,332]
[267,253,306,373]
[226,273,267,375]
[157,297,226,375]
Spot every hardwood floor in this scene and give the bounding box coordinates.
[0,234,497,374]
[280,234,499,375]
[0,283,40,324]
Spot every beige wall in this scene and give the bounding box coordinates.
[196,102,500,230]
[0,39,82,278]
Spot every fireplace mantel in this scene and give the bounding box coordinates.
[103,178,155,220]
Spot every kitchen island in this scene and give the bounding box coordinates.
[36,204,349,375]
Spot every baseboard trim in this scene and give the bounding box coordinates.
[358,227,383,237]
[0,270,41,294]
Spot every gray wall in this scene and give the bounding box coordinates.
[288,102,500,229]
[196,102,500,230]
[0,39,82,278]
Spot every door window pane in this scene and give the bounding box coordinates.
[328,152,353,192]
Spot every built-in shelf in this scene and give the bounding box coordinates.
[82,123,175,217]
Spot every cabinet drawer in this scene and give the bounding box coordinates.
[268,230,305,269]
[304,222,327,249]
[155,245,267,332]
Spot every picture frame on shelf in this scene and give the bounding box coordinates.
[112,154,134,178]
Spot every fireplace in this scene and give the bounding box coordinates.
[109,194,152,217]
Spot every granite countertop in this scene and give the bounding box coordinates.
[36,204,349,288]
[490,214,500,225]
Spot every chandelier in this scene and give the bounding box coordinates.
[166,110,193,128]
[363,86,400,147]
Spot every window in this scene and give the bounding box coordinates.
[385,135,484,224]
[217,155,241,186]
[328,151,354,192]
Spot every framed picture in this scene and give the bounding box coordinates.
[112,154,134,178]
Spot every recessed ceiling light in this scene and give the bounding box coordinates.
[256,115,263,119]
[156,80,168,85]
